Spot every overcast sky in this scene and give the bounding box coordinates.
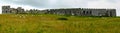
[0,0,120,16]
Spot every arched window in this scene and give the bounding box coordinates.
[83,11,85,15]
[86,11,89,14]
[89,11,92,14]
[6,11,7,13]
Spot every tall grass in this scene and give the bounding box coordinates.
[0,14,120,33]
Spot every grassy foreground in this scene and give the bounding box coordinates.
[0,14,120,33]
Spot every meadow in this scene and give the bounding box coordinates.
[0,14,120,33]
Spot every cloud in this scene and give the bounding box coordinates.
[0,0,120,16]
[86,0,118,8]
[1,0,48,8]
[1,0,89,8]
[0,2,1,14]
[1,0,119,8]
[86,0,120,16]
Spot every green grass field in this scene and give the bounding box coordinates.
[0,14,120,33]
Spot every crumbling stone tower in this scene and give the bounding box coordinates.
[2,6,25,14]
[2,6,11,14]
[17,7,25,14]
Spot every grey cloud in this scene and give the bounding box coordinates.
[1,0,120,16]
[107,0,119,3]
[1,0,119,8]
[1,0,89,8]
[2,0,49,7]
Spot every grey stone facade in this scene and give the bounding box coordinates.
[2,6,46,14]
[46,8,116,17]
[2,6,25,14]
[2,6,11,14]
[2,6,116,17]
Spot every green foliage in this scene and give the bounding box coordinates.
[57,17,68,20]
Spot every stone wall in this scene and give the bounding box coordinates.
[2,6,25,14]
[2,6,116,17]
[46,8,116,17]
[2,6,11,14]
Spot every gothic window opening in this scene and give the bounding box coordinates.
[86,11,89,14]
[89,11,92,14]
[83,11,85,15]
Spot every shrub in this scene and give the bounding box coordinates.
[57,17,68,20]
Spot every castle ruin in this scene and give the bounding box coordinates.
[2,6,116,17]
[2,6,25,14]
[46,8,116,17]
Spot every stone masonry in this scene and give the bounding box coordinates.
[46,8,116,17]
[2,6,116,17]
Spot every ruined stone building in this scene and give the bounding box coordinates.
[46,8,116,17]
[17,7,25,14]
[2,6,116,17]
[2,6,25,14]
[2,6,44,14]
[2,6,11,14]
[26,9,40,14]
[25,9,46,14]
